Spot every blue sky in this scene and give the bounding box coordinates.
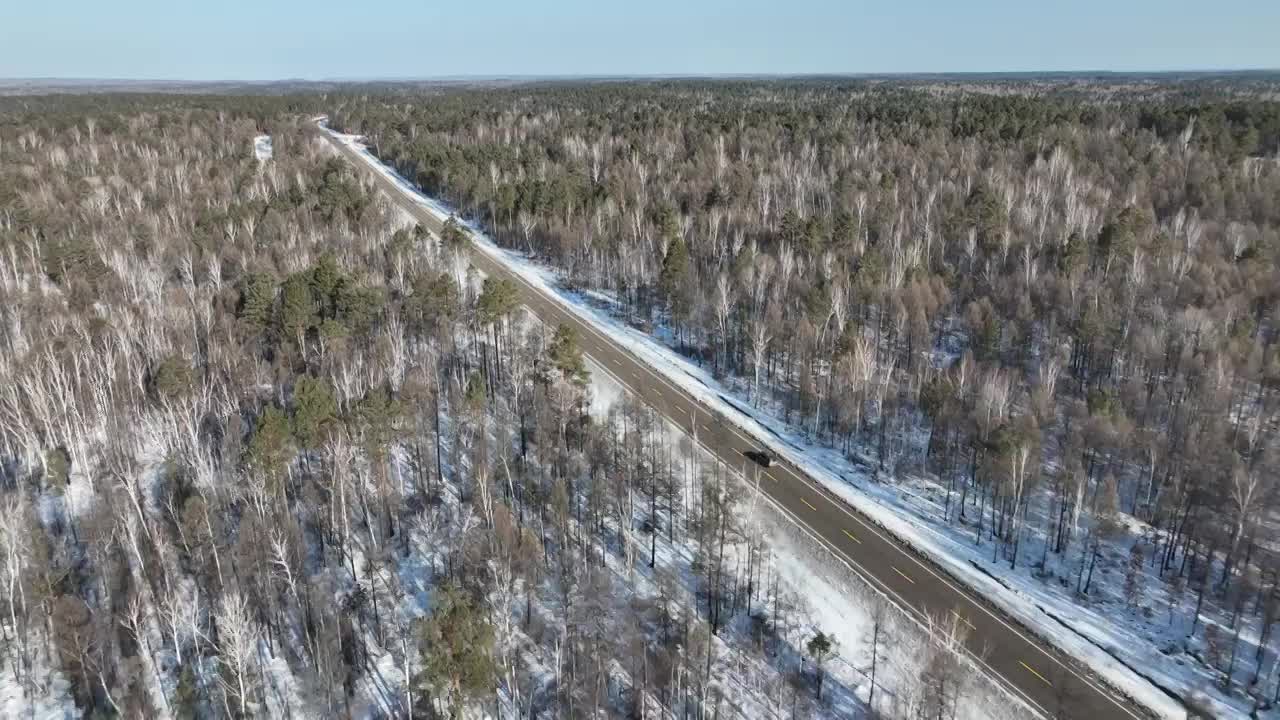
[3,0,1277,80]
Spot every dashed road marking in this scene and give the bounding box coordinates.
[952,609,975,629]
[801,498,818,512]
[892,566,915,584]
[1020,661,1053,688]
[842,529,862,544]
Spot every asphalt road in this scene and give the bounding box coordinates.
[318,124,1152,720]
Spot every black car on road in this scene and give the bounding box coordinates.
[744,449,774,468]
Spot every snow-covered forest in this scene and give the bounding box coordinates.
[327,78,1280,716]
[0,94,1036,719]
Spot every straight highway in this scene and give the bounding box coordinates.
[317,121,1152,720]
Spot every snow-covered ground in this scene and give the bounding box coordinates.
[0,659,77,720]
[467,253,1258,718]
[584,355,1041,719]
[320,122,1215,719]
[253,135,272,161]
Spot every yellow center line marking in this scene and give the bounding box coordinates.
[842,529,862,544]
[1020,661,1053,687]
[952,610,975,629]
[892,566,915,584]
[801,498,818,512]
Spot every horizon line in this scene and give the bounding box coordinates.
[3,68,1280,85]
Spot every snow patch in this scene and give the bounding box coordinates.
[253,135,272,162]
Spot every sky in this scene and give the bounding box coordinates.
[2,0,1277,81]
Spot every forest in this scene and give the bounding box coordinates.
[1,76,1279,719]
[0,88,1037,720]
[325,78,1280,716]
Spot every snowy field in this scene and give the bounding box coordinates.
[318,122,1223,719]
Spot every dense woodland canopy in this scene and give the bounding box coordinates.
[0,88,1027,720]
[1,77,1280,719]
[330,79,1280,709]
[336,81,1280,557]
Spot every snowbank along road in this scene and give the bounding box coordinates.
[315,119,1156,720]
